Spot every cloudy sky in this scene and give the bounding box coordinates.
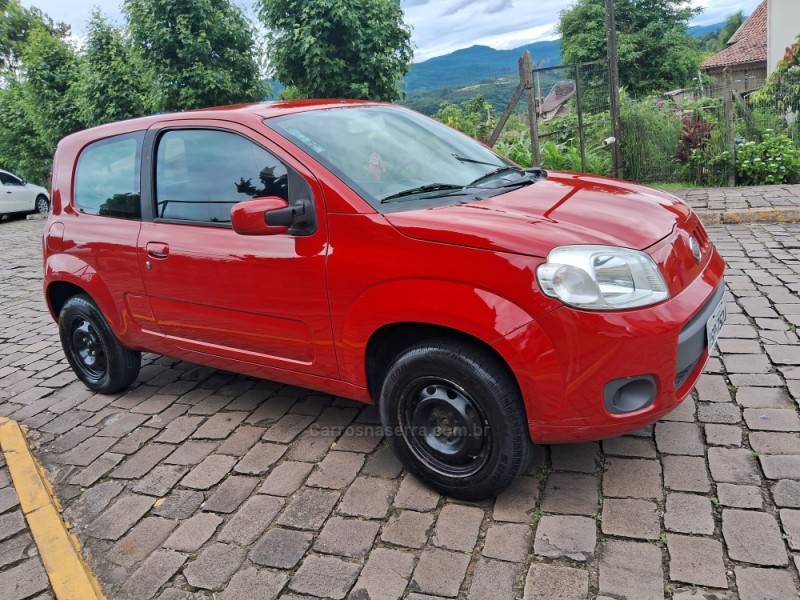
[22,0,763,62]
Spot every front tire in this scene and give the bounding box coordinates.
[379,339,531,500]
[35,195,49,214]
[58,294,141,393]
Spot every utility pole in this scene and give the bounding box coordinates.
[606,0,623,178]
[574,62,587,172]
[487,50,540,164]
[520,51,541,166]
[723,68,737,187]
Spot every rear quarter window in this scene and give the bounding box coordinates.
[74,131,144,219]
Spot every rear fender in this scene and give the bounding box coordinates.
[44,254,125,335]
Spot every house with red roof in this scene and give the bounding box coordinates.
[702,0,800,95]
[702,0,768,94]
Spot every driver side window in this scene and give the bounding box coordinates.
[155,129,290,225]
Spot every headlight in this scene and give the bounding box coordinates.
[536,245,669,310]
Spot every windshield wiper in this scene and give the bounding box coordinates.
[467,165,525,187]
[380,183,464,204]
[497,168,548,188]
[452,154,505,168]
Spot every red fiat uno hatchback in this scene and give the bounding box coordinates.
[43,100,725,499]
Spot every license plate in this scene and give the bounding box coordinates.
[706,296,727,352]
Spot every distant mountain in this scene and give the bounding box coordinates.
[404,40,562,94]
[404,76,521,116]
[403,21,725,96]
[687,22,726,38]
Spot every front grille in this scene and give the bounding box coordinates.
[674,284,724,389]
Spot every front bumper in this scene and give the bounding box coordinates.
[513,245,725,444]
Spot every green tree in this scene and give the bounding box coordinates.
[0,4,75,184]
[124,0,266,112]
[73,11,148,126]
[717,11,745,45]
[434,96,494,141]
[699,12,745,53]
[559,0,701,96]
[0,79,52,183]
[754,34,800,140]
[1,0,69,73]
[18,24,82,149]
[258,0,413,101]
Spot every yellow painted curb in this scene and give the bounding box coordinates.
[0,418,107,600]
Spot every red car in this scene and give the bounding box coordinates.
[43,100,725,499]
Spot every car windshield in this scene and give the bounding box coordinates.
[267,106,524,210]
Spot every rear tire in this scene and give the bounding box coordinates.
[379,338,531,500]
[58,294,140,393]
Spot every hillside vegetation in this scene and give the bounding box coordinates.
[404,40,561,93]
[404,21,725,115]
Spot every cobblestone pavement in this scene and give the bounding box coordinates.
[1,215,800,600]
[0,459,53,600]
[676,184,800,222]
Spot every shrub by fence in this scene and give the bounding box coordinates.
[433,61,800,188]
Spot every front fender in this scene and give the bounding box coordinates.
[338,278,535,385]
[337,279,562,435]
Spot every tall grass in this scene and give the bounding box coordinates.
[620,97,684,183]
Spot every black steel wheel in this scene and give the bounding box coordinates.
[58,294,140,393]
[380,338,531,500]
[400,378,491,478]
[69,318,108,380]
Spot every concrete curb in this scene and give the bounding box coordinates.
[696,207,800,226]
[0,417,107,600]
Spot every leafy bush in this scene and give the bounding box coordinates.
[676,114,715,163]
[753,36,800,144]
[495,135,611,175]
[754,38,800,115]
[674,109,732,187]
[434,96,494,141]
[539,110,612,150]
[688,144,731,187]
[495,134,533,167]
[736,131,800,185]
[541,141,578,170]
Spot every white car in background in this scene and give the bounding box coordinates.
[0,169,50,217]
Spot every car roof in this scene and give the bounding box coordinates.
[58,99,385,148]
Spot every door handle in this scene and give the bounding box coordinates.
[146,242,170,259]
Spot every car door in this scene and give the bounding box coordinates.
[0,172,13,212]
[136,120,337,377]
[0,172,29,212]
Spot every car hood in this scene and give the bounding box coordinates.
[383,171,691,258]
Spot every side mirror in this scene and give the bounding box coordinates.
[231,197,290,236]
